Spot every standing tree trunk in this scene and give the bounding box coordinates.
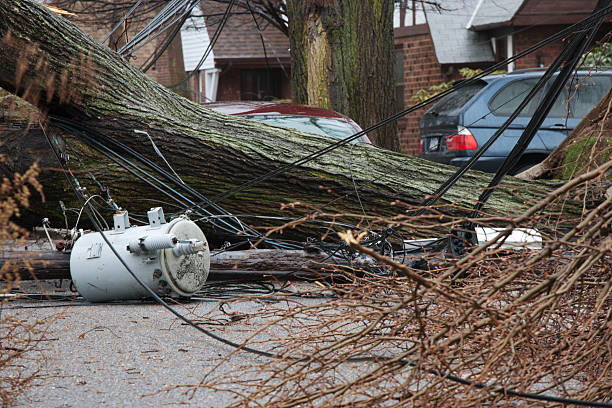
[286,0,399,151]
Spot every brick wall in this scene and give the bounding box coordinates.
[513,26,565,70]
[148,33,187,90]
[53,2,186,95]
[394,25,445,155]
[216,68,241,101]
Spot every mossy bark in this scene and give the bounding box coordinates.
[0,0,578,242]
[286,0,400,151]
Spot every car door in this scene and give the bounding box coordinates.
[464,77,547,158]
[539,74,612,151]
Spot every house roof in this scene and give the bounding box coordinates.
[200,0,289,63]
[466,0,524,30]
[426,0,494,64]
[511,0,610,26]
[467,0,608,29]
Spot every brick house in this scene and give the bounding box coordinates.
[394,0,611,154]
[44,0,189,95]
[47,0,608,155]
[181,0,291,103]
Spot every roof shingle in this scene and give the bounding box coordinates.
[201,0,289,61]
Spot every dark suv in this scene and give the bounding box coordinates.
[418,69,612,174]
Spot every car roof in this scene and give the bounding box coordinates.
[205,101,351,120]
[481,68,612,82]
[204,101,371,145]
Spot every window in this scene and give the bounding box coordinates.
[240,69,282,101]
[551,75,612,118]
[489,78,543,116]
[428,81,487,116]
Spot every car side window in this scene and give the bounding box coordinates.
[489,78,543,116]
[546,82,571,118]
[568,76,611,118]
[546,75,611,118]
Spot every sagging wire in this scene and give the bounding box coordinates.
[438,1,608,256]
[51,117,299,249]
[469,13,606,218]
[41,118,612,407]
[38,11,612,405]
[184,4,612,215]
[52,6,612,263]
[419,19,607,217]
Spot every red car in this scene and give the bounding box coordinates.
[205,102,372,145]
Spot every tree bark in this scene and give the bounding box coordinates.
[516,88,612,181]
[0,0,579,243]
[286,0,400,151]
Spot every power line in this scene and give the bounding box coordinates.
[41,121,612,408]
[183,5,612,214]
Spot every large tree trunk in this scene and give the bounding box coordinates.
[0,0,578,243]
[286,0,399,151]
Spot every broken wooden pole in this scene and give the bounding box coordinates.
[1,242,338,281]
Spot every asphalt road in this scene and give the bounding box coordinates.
[4,279,319,407]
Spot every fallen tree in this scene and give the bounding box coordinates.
[0,0,579,242]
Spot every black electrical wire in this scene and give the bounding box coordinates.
[118,0,189,55]
[43,121,612,406]
[102,0,145,44]
[140,12,190,72]
[119,0,202,57]
[55,7,612,260]
[187,5,612,213]
[51,117,299,249]
[41,121,290,359]
[469,0,608,217]
[38,6,612,405]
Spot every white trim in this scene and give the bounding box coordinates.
[507,34,514,72]
[204,68,220,102]
[466,0,485,29]
[198,70,203,103]
[181,20,215,72]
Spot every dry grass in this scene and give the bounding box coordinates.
[0,118,47,406]
[178,161,612,407]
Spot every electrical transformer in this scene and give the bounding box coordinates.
[70,207,210,302]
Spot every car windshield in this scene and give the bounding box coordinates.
[428,80,487,116]
[240,114,365,143]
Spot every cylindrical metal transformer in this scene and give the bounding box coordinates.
[70,209,210,302]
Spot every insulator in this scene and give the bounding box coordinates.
[172,239,207,256]
[128,234,177,254]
